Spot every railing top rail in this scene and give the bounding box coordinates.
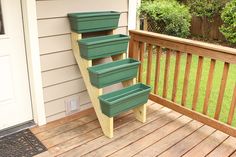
[129,30,236,56]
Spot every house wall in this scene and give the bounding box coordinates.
[36,0,129,122]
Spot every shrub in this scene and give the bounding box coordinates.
[139,0,191,38]
[220,0,236,44]
[185,0,229,19]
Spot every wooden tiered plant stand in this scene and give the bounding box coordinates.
[71,31,147,138]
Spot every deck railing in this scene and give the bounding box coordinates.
[129,30,236,137]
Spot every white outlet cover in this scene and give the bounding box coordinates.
[65,98,80,115]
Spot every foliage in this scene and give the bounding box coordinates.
[139,0,191,38]
[220,0,236,44]
[185,0,229,19]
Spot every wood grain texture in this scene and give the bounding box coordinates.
[129,30,236,64]
[206,136,236,157]
[228,84,236,125]
[71,32,113,138]
[181,54,192,106]
[183,131,228,157]
[163,49,171,98]
[134,120,202,157]
[172,51,181,102]
[122,77,147,123]
[150,94,236,137]
[203,59,216,115]
[154,46,161,94]
[146,44,153,85]
[33,102,236,157]
[214,62,230,120]
[31,108,95,134]
[158,125,215,157]
[111,116,194,157]
[59,105,171,157]
[48,101,156,156]
[138,42,145,82]
[81,112,182,157]
[192,56,204,110]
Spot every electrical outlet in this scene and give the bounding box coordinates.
[65,98,80,115]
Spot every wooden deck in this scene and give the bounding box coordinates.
[32,101,236,157]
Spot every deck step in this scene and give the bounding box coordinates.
[99,83,151,117]
[88,58,140,88]
[78,34,130,60]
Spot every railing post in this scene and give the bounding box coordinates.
[128,32,139,60]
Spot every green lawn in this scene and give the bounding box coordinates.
[142,53,236,126]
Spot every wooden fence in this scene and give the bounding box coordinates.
[191,15,225,41]
[143,14,226,41]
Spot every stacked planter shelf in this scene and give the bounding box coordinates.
[68,11,151,138]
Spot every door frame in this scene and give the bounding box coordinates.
[21,0,46,126]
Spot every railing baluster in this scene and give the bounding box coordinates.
[214,62,230,120]
[203,59,216,114]
[163,49,171,98]
[172,51,181,102]
[154,46,161,94]
[181,53,192,106]
[192,56,204,110]
[227,84,236,125]
[138,42,145,82]
[146,44,153,85]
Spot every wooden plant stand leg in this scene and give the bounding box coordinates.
[133,103,147,123]
[113,52,147,123]
[123,78,147,123]
[71,32,113,138]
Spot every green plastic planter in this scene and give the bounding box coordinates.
[99,83,151,117]
[68,11,120,33]
[88,58,140,88]
[78,34,130,59]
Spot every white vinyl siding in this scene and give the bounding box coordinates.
[36,0,129,122]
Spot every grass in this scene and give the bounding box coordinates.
[142,52,236,126]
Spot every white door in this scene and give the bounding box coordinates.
[0,0,32,130]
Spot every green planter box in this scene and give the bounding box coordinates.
[68,11,120,33]
[99,83,151,117]
[88,58,140,88]
[78,34,130,59]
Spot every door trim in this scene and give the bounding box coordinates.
[21,0,46,126]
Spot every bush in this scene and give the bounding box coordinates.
[139,0,191,38]
[185,0,229,19]
[220,0,236,44]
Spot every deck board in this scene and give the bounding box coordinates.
[206,136,236,157]
[82,112,182,157]
[32,101,236,157]
[231,151,236,157]
[183,130,229,157]
[158,125,216,157]
[110,116,194,157]
[48,102,159,156]
[133,120,203,157]
[58,107,173,156]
